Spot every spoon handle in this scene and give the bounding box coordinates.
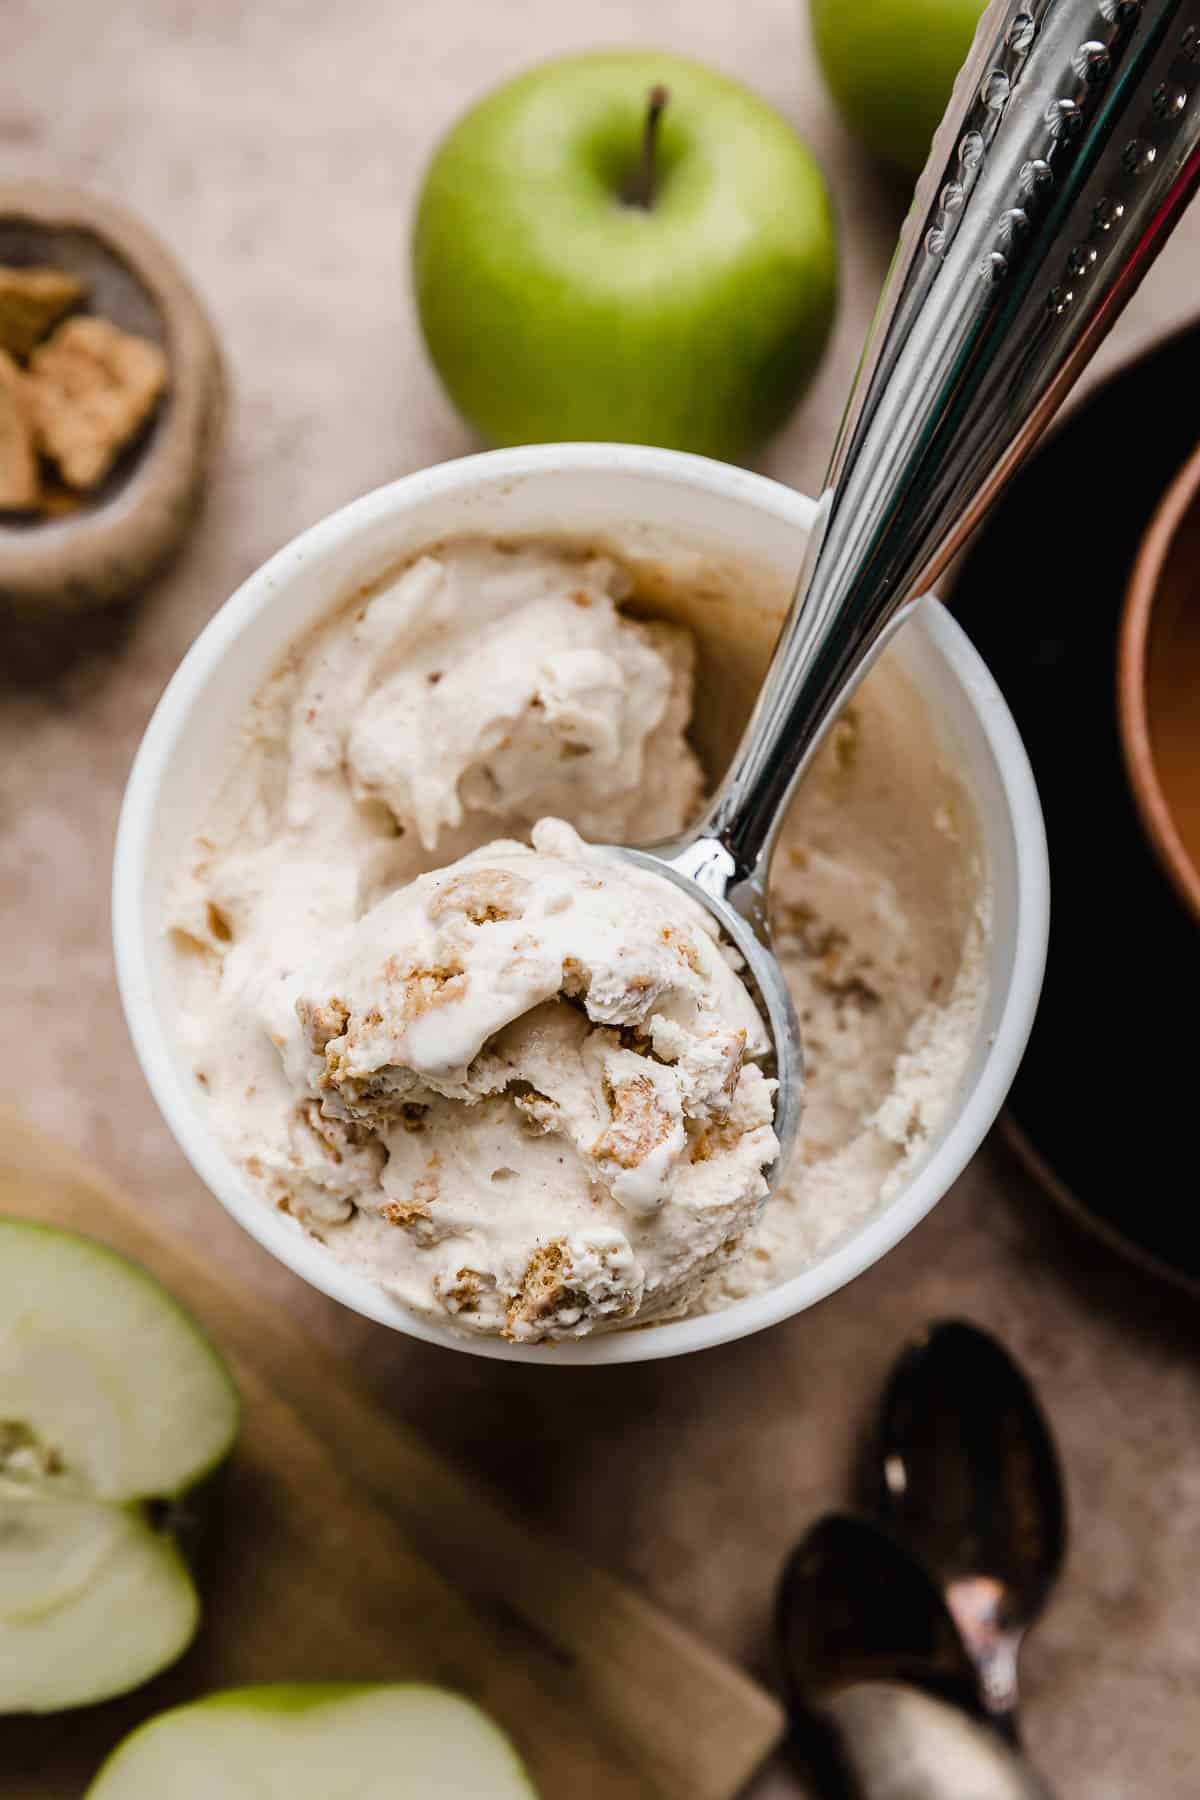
[703,0,1200,899]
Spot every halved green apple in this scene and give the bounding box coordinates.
[1,1218,239,1712]
[86,1683,539,1797]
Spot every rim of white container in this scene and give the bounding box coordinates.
[114,444,1049,1364]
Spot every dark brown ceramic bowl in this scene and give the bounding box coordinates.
[1119,442,1200,929]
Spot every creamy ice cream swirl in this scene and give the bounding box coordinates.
[276,819,778,1340]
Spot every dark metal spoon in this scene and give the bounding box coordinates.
[869,1320,1067,1741]
[775,1513,985,1722]
[775,1513,1050,1799]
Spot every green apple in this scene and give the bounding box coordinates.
[86,1683,539,1798]
[412,50,837,462]
[811,0,986,177]
[0,1218,239,1713]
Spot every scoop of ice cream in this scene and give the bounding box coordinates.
[276,819,779,1340]
[276,541,703,854]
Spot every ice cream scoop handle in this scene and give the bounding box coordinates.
[703,0,1200,894]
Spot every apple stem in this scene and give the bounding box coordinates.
[626,84,669,210]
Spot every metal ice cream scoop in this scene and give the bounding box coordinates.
[614,0,1200,1168]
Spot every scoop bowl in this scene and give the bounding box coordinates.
[611,844,803,1187]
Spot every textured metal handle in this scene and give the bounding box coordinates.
[699,0,1200,906]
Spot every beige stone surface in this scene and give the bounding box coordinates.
[2,4,1199,1795]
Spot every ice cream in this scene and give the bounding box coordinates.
[269,818,777,1338]
[167,535,987,1341]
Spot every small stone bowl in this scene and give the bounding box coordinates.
[0,183,223,612]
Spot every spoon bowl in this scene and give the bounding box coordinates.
[611,844,803,1179]
[775,1512,985,1721]
[869,1320,1066,1734]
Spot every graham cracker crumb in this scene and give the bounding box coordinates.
[660,923,703,975]
[206,901,233,944]
[26,315,168,489]
[715,1028,748,1105]
[0,265,86,359]
[434,1266,488,1314]
[429,867,530,925]
[0,347,37,510]
[513,1087,559,1135]
[381,1194,432,1228]
[593,1073,672,1170]
[378,961,468,1023]
[298,995,350,1054]
[504,1240,580,1339]
[690,1115,745,1162]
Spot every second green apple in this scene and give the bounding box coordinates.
[412,51,837,463]
[811,0,987,177]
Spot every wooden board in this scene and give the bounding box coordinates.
[1,1115,784,1798]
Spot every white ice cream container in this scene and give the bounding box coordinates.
[113,444,1049,1363]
